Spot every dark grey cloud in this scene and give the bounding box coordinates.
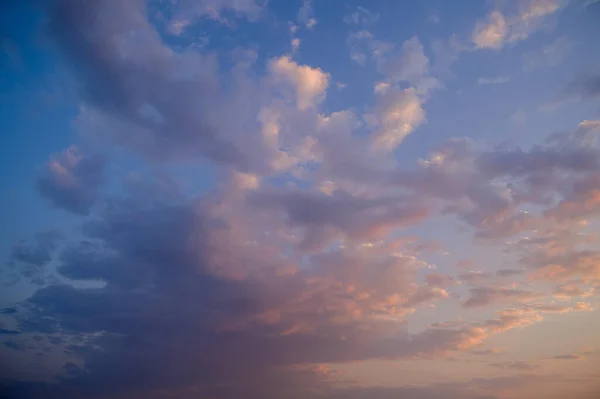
[0,193,490,398]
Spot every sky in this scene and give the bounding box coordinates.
[1,0,600,398]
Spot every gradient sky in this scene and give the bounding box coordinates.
[1,1,600,398]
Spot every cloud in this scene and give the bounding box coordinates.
[297,0,317,29]
[167,0,265,32]
[46,0,250,167]
[459,271,492,285]
[346,29,392,66]
[36,146,104,215]
[5,230,64,286]
[357,37,439,153]
[4,2,600,398]
[553,283,588,300]
[472,0,562,50]
[381,37,438,91]
[472,11,508,49]
[10,231,63,268]
[370,87,426,151]
[249,186,429,251]
[393,119,600,239]
[268,56,330,111]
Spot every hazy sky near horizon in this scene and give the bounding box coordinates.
[1,1,600,398]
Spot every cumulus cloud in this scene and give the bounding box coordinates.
[269,56,330,111]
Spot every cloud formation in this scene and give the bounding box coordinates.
[2,1,600,399]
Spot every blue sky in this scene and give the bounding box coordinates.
[1,1,600,398]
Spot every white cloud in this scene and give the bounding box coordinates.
[472,11,508,49]
[383,37,430,84]
[269,56,330,110]
[371,88,426,152]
